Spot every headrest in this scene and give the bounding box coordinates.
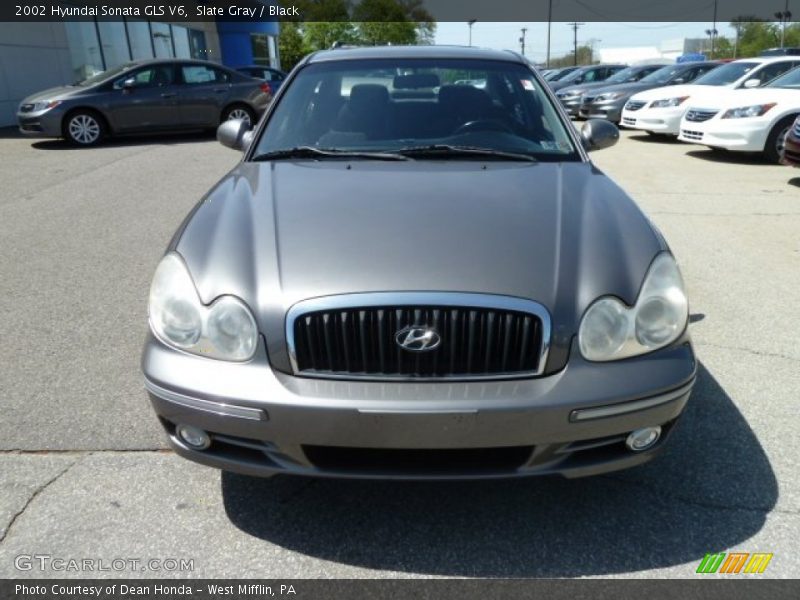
[348,84,390,112]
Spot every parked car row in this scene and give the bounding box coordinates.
[550,56,800,165]
[16,59,286,146]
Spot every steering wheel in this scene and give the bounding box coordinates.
[453,119,515,135]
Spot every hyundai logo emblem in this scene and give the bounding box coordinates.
[395,326,441,352]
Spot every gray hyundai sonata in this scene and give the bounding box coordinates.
[142,46,696,480]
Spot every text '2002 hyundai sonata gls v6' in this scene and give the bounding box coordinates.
[142,46,696,480]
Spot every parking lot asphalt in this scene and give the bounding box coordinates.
[0,128,798,578]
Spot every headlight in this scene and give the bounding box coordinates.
[594,92,624,102]
[578,253,688,362]
[32,100,62,112]
[649,96,689,108]
[148,253,258,361]
[721,103,776,119]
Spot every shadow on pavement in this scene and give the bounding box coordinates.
[29,130,215,150]
[686,149,770,165]
[788,176,800,188]
[221,362,776,577]
[627,132,682,144]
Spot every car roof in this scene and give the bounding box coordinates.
[306,45,526,64]
[735,56,799,64]
[124,58,232,69]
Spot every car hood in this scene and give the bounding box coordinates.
[557,81,618,95]
[584,81,660,97]
[683,87,800,110]
[174,161,665,372]
[629,83,729,102]
[21,85,84,104]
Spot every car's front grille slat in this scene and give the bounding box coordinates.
[625,100,646,111]
[685,109,718,122]
[290,297,547,380]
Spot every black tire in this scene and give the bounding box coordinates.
[764,115,796,164]
[63,109,106,146]
[221,104,256,129]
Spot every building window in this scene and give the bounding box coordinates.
[251,33,269,66]
[126,20,154,60]
[151,22,174,58]
[97,20,131,69]
[172,25,191,59]
[188,29,209,60]
[64,22,105,81]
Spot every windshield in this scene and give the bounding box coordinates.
[253,58,580,162]
[693,61,758,86]
[766,65,800,88]
[74,63,139,86]
[640,65,685,85]
[546,67,578,81]
[557,67,589,84]
[603,66,638,84]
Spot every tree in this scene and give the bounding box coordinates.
[278,22,310,71]
[549,45,595,68]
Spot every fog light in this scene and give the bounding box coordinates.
[625,426,661,452]
[176,424,211,450]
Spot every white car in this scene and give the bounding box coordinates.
[677,66,800,162]
[620,57,800,136]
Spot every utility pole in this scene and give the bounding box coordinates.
[467,19,477,47]
[568,22,584,66]
[519,27,528,56]
[546,0,553,68]
[776,1,792,48]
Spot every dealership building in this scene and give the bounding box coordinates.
[0,7,280,127]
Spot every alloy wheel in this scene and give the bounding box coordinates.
[68,114,101,145]
[227,108,251,126]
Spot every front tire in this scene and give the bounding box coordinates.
[765,116,796,164]
[222,104,256,129]
[63,110,106,146]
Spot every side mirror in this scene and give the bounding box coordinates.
[217,119,253,151]
[743,78,761,88]
[672,77,686,85]
[122,78,136,90]
[581,119,620,152]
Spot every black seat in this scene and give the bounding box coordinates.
[438,85,496,131]
[334,84,391,140]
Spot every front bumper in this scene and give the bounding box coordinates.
[142,332,697,480]
[579,102,624,123]
[782,131,800,166]
[620,107,683,134]
[16,108,63,137]
[678,117,769,152]
[557,96,583,116]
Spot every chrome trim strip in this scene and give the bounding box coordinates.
[569,380,694,422]
[144,379,268,421]
[285,292,552,381]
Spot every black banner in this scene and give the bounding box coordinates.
[0,0,797,23]
[2,579,800,600]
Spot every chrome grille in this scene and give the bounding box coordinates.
[287,293,550,380]
[685,109,718,122]
[625,100,646,111]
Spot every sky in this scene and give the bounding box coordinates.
[434,22,738,63]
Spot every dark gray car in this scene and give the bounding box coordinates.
[548,64,627,92]
[17,59,271,146]
[142,46,695,480]
[555,64,670,116]
[578,61,721,122]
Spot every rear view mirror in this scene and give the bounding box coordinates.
[743,78,761,88]
[581,119,620,152]
[217,119,253,152]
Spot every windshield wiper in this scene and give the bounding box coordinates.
[251,146,409,162]
[396,144,538,162]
